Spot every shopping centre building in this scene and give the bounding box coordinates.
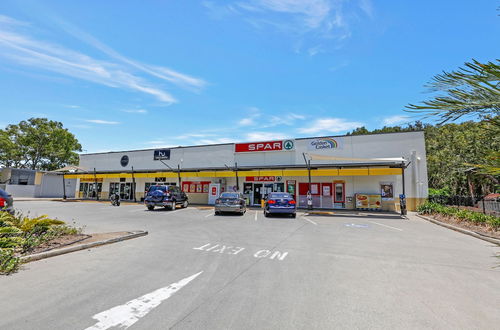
[65,131,428,211]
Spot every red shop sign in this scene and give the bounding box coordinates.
[235,140,283,152]
[246,176,275,182]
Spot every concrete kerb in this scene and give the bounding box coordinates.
[20,230,148,263]
[417,214,500,246]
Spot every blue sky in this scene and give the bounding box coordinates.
[0,0,498,153]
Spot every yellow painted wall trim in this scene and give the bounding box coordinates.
[369,168,402,175]
[282,169,308,176]
[237,170,260,177]
[338,168,369,176]
[311,169,339,176]
[64,166,403,179]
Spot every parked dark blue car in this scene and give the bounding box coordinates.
[263,192,296,218]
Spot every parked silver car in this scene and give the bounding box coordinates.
[214,192,246,215]
[0,188,14,215]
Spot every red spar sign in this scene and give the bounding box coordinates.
[235,140,283,152]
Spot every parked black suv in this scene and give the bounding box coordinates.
[144,185,188,211]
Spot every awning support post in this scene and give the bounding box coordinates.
[303,153,312,210]
[62,173,67,200]
[93,167,99,201]
[131,166,137,202]
[235,162,239,192]
[177,164,181,187]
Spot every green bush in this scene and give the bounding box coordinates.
[0,248,20,275]
[0,212,79,275]
[417,201,500,229]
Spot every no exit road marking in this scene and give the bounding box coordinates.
[193,243,288,261]
[84,271,203,330]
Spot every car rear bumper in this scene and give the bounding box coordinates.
[267,207,296,214]
[215,204,245,213]
[145,200,173,207]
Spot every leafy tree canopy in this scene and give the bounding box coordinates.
[0,118,82,171]
[347,119,499,196]
[405,59,500,125]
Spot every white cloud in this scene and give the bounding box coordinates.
[204,1,373,54]
[245,131,290,141]
[382,115,410,126]
[298,117,363,134]
[122,109,148,114]
[84,119,120,125]
[50,17,207,91]
[0,15,206,104]
[358,0,374,18]
[238,107,261,126]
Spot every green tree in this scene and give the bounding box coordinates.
[347,120,499,196]
[405,59,500,125]
[0,118,82,171]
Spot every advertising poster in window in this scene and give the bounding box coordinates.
[311,184,319,195]
[380,182,394,201]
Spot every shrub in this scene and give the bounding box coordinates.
[418,201,500,229]
[0,212,78,274]
[0,248,20,275]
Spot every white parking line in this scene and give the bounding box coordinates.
[204,212,213,218]
[85,271,203,330]
[302,216,317,225]
[254,211,258,221]
[370,221,403,231]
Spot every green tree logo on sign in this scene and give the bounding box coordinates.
[283,140,294,150]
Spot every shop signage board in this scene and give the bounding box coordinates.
[355,194,381,209]
[235,140,294,153]
[153,149,171,160]
[307,137,342,150]
[245,176,276,182]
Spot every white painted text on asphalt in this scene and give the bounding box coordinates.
[193,243,288,261]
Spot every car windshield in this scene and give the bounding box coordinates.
[269,193,292,199]
[220,192,239,199]
[148,185,167,192]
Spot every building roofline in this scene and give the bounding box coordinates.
[79,130,424,156]
[69,161,406,174]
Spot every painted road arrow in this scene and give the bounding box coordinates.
[85,271,203,330]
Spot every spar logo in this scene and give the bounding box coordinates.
[283,140,294,150]
[235,140,295,153]
[309,138,339,150]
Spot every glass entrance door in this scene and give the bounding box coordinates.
[253,184,263,205]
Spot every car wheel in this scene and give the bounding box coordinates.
[264,211,269,217]
[291,213,296,218]
[182,200,189,208]
[147,205,154,211]
[214,211,220,215]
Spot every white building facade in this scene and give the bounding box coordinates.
[67,131,428,211]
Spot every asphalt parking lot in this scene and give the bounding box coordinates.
[1,201,499,330]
